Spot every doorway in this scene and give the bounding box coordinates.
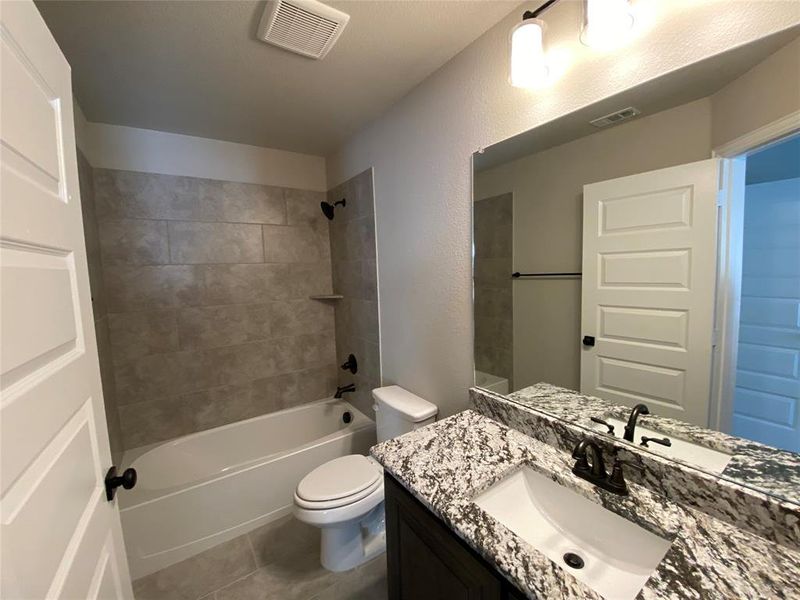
[731,133,800,452]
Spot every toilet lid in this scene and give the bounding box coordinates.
[297,455,380,502]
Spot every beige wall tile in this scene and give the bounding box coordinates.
[177,300,334,351]
[118,397,192,448]
[95,169,286,224]
[286,189,327,227]
[99,219,169,266]
[183,262,332,307]
[108,310,179,364]
[105,265,197,313]
[169,221,264,264]
[183,383,263,431]
[115,333,334,406]
[183,363,337,430]
[263,224,329,263]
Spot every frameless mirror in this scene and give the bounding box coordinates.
[472,28,800,501]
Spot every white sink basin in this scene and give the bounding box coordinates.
[590,418,732,474]
[474,467,672,600]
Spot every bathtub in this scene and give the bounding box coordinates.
[475,370,509,395]
[119,398,376,579]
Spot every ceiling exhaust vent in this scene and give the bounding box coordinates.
[258,0,350,60]
[589,106,641,128]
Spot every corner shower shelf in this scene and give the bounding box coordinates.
[309,294,344,300]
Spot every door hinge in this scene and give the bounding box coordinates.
[711,329,719,347]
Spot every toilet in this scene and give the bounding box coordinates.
[293,385,437,572]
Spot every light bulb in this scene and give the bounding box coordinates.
[509,17,548,89]
[581,0,634,49]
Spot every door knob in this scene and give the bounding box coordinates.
[582,335,596,347]
[105,466,137,501]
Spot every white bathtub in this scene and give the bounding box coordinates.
[475,370,509,395]
[119,399,376,579]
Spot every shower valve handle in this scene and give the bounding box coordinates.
[105,466,137,501]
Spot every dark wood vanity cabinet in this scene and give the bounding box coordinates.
[384,474,525,600]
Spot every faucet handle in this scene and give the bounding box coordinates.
[607,455,644,494]
[640,436,672,448]
[590,416,615,435]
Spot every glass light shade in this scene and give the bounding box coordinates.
[509,18,548,88]
[581,0,634,49]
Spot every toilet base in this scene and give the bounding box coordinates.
[320,503,386,572]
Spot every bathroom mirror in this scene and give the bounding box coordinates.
[471,28,800,501]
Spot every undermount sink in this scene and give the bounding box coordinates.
[590,417,733,474]
[474,467,672,600]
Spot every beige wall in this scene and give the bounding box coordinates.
[712,37,800,149]
[327,0,799,417]
[74,100,327,193]
[475,98,713,391]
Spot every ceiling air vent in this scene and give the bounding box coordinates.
[589,106,641,128]
[257,0,350,60]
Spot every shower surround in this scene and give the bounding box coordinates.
[77,160,381,452]
[84,168,333,449]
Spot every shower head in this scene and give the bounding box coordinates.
[320,198,346,221]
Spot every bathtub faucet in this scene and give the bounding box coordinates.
[335,383,356,399]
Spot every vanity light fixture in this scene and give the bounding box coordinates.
[509,12,548,88]
[509,0,557,88]
[510,0,636,87]
[580,0,634,49]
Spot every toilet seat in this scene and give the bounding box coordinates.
[295,455,382,510]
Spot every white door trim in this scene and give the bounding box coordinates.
[708,158,746,433]
[709,112,800,432]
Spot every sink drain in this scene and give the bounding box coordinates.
[563,552,585,570]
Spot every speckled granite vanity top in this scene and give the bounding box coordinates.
[510,383,800,504]
[371,410,800,599]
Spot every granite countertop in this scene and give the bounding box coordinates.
[371,410,800,600]
[508,383,800,505]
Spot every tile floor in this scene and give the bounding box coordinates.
[132,515,387,600]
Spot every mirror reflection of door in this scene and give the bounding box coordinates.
[579,158,730,427]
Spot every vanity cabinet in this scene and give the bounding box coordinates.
[385,474,524,600]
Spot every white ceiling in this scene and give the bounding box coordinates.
[36,0,517,156]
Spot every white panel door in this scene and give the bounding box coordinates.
[0,2,134,598]
[580,159,726,426]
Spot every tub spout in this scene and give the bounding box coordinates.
[335,384,356,399]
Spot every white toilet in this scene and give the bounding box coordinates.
[293,385,437,572]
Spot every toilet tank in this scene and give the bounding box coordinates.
[372,385,438,442]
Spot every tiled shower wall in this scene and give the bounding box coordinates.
[78,151,124,463]
[473,193,513,385]
[328,169,381,416]
[89,168,339,450]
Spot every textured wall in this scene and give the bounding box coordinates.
[711,36,800,148]
[328,169,381,416]
[473,193,513,386]
[77,150,124,463]
[326,0,800,417]
[93,168,337,449]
